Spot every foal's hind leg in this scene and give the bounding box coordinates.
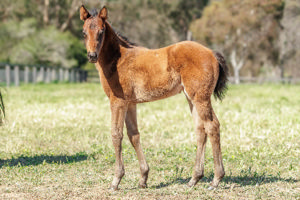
[186,96,208,187]
[125,103,149,188]
[208,110,225,189]
[187,97,225,188]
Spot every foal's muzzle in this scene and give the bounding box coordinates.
[87,52,98,63]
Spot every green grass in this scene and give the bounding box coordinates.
[0,83,299,199]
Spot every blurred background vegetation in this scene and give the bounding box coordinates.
[0,0,299,82]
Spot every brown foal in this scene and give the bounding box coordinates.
[80,5,229,190]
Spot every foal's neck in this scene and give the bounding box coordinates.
[99,22,132,67]
[99,23,120,66]
[98,22,132,80]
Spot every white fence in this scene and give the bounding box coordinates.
[0,63,87,87]
[1,63,299,86]
[228,76,300,84]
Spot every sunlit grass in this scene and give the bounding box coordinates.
[0,83,299,199]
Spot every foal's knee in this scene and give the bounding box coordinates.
[205,118,220,138]
[112,128,123,142]
[117,167,125,179]
[140,163,149,176]
[128,130,141,146]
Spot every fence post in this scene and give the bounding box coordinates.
[59,68,64,82]
[79,70,82,82]
[38,67,44,83]
[51,68,56,82]
[70,69,75,82]
[14,66,19,86]
[65,69,69,82]
[33,66,37,83]
[46,67,51,83]
[5,65,10,87]
[24,66,29,84]
[76,69,80,82]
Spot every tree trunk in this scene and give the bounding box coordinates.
[234,68,240,84]
[230,49,244,84]
[43,0,49,26]
[60,0,81,32]
[55,3,61,28]
[100,0,107,6]
[187,30,192,41]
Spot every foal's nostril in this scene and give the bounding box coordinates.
[88,52,97,60]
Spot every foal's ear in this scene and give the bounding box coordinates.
[99,6,108,20]
[80,5,91,21]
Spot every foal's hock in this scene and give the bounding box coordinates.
[80,5,228,190]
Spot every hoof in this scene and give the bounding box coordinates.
[186,182,194,188]
[109,185,119,191]
[208,186,216,190]
[187,178,199,188]
[138,183,147,188]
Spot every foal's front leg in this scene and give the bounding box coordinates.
[109,98,128,190]
[125,103,149,188]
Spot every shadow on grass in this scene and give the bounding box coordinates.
[222,175,299,186]
[0,152,88,168]
[152,177,191,189]
[152,175,299,189]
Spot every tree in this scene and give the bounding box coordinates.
[105,0,179,48]
[279,0,300,79]
[169,0,209,40]
[191,0,285,83]
[0,18,86,68]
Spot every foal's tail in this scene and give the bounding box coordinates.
[213,51,229,101]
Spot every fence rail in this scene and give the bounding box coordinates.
[85,69,100,83]
[228,76,300,84]
[0,63,87,87]
[1,63,300,86]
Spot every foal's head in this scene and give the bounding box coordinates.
[80,6,108,63]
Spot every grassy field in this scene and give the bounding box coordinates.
[0,83,299,199]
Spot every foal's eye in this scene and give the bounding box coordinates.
[82,32,87,38]
[98,31,103,40]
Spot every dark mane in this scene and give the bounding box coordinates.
[115,31,137,47]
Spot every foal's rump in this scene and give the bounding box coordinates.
[168,41,224,101]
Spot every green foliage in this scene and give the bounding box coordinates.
[67,39,88,68]
[0,18,37,62]
[0,18,86,68]
[106,0,180,48]
[279,0,300,78]
[169,0,209,39]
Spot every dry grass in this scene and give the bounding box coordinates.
[0,83,299,199]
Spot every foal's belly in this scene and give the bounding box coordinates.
[132,83,183,103]
[130,71,183,103]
